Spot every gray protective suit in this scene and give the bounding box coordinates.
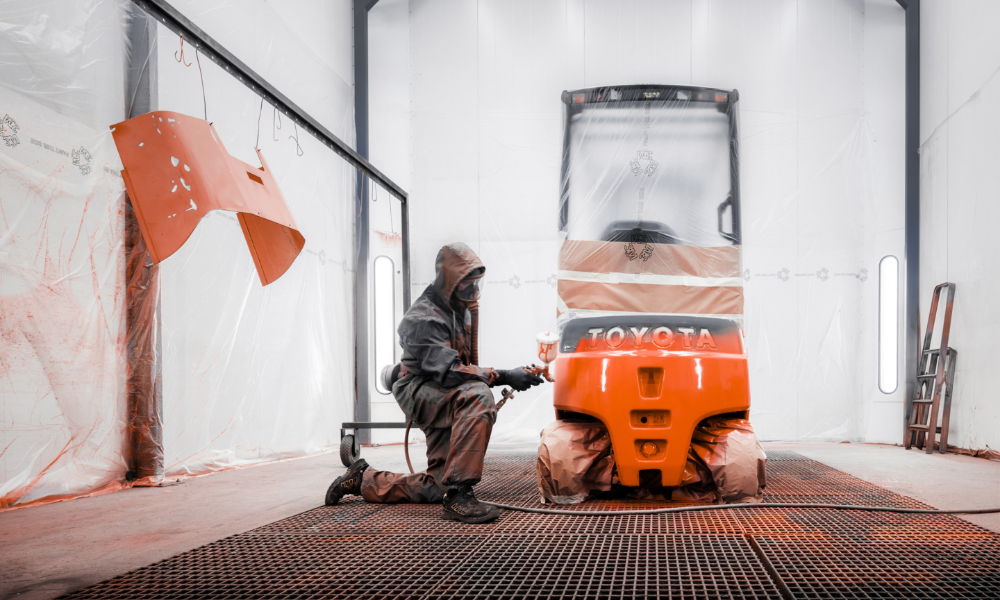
[360,243,499,503]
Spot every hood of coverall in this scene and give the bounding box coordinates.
[432,242,486,304]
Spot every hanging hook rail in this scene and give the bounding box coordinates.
[130,0,407,203]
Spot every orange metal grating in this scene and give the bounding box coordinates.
[57,451,1000,600]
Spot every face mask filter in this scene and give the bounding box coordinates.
[455,275,484,303]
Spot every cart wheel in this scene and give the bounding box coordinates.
[340,434,359,466]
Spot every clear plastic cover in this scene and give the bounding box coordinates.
[152,5,356,477]
[556,87,743,330]
[0,0,130,509]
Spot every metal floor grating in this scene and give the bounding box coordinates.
[58,450,1000,599]
[431,534,783,599]
[752,534,1000,599]
[62,534,488,600]
[249,499,518,535]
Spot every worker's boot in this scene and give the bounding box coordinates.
[324,459,368,506]
[442,484,499,524]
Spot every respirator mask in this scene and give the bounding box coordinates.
[454,274,484,304]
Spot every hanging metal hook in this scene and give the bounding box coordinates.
[195,47,207,121]
[289,122,304,157]
[175,35,192,66]
[272,108,282,141]
[255,98,264,149]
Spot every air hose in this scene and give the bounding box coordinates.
[469,301,480,367]
[479,501,1000,516]
[404,421,415,474]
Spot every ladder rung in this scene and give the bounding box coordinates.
[912,400,933,405]
[918,374,937,379]
[907,424,929,431]
[923,349,940,355]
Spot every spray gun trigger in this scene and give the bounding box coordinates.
[497,388,515,410]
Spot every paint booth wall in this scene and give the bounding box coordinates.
[0,0,129,509]
[368,0,907,445]
[153,0,357,476]
[920,0,1000,453]
[1,0,357,509]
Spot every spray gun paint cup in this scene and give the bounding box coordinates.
[537,331,559,365]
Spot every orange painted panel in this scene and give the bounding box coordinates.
[110,111,304,285]
[553,319,750,487]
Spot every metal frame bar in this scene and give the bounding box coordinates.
[130,0,406,203]
[124,4,163,482]
[342,422,408,430]
[353,0,376,445]
[355,0,414,443]
[897,0,920,441]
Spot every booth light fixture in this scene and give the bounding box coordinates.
[879,255,900,393]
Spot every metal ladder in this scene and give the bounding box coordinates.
[905,283,957,454]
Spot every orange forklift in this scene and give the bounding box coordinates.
[551,85,749,488]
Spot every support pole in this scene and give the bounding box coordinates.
[353,0,380,444]
[897,0,921,441]
[124,4,163,483]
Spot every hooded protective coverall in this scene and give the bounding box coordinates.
[360,243,499,503]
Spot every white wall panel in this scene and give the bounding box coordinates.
[919,0,1000,453]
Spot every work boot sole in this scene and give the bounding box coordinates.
[325,459,368,506]
[441,507,499,524]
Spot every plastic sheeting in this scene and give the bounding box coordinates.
[556,86,743,327]
[536,418,766,505]
[536,420,615,504]
[152,1,357,477]
[0,0,130,508]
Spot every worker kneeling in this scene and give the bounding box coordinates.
[324,242,543,523]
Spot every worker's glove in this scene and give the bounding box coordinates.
[496,367,545,392]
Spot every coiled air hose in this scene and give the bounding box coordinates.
[479,501,1000,516]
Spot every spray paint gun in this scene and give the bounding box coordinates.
[498,331,559,409]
